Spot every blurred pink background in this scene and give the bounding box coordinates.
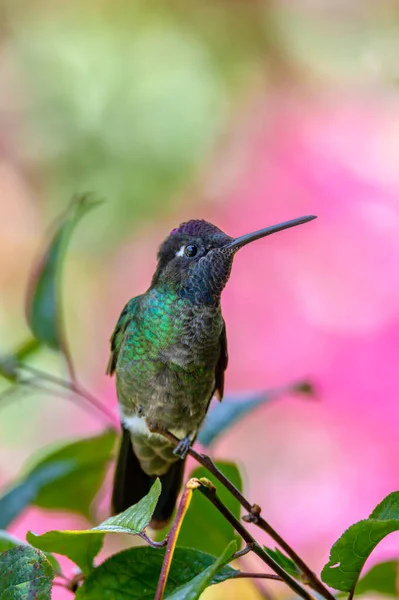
[1,1,399,598]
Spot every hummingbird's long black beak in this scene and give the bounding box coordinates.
[224,215,317,251]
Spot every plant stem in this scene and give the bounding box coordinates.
[231,543,254,560]
[62,339,77,385]
[154,428,335,600]
[234,572,282,581]
[52,581,70,589]
[20,364,117,425]
[0,376,106,422]
[196,480,315,600]
[140,531,168,548]
[347,586,356,600]
[242,513,333,599]
[154,481,198,600]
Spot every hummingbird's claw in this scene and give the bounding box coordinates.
[173,435,191,460]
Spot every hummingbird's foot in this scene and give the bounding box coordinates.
[173,435,192,460]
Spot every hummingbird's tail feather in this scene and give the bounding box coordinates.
[152,456,186,529]
[111,426,185,530]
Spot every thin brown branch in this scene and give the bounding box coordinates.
[153,428,335,600]
[347,585,356,600]
[20,364,117,425]
[0,373,117,427]
[154,480,198,600]
[231,543,254,560]
[52,580,70,589]
[234,572,283,581]
[66,571,85,592]
[139,531,168,548]
[197,479,315,600]
[241,510,331,598]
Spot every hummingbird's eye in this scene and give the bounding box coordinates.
[184,244,198,258]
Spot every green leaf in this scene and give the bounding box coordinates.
[0,531,27,553]
[176,461,242,555]
[28,428,116,518]
[0,339,41,382]
[321,491,399,593]
[90,477,161,534]
[198,382,314,448]
[0,429,116,527]
[0,545,53,599]
[27,479,161,574]
[26,194,101,350]
[264,547,300,579]
[75,546,238,600]
[27,530,103,576]
[0,530,61,574]
[165,541,236,600]
[355,561,398,596]
[0,462,74,529]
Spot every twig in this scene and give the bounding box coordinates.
[196,478,315,600]
[52,580,70,589]
[235,546,278,600]
[54,571,70,582]
[231,543,254,560]
[231,543,278,600]
[152,428,335,600]
[234,572,283,581]
[66,571,85,592]
[154,480,198,600]
[62,340,77,385]
[242,512,327,593]
[139,531,168,548]
[0,375,116,426]
[20,364,117,425]
[347,586,356,600]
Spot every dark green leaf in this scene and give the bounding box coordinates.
[29,428,116,518]
[75,546,238,600]
[198,382,314,448]
[165,541,236,600]
[321,491,399,593]
[264,547,300,579]
[0,545,53,599]
[27,479,161,574]
[0,429,116,527]
[0,462,73,529]
[26,194,101,350]
[355,561,398,596]
[177,461,242,555]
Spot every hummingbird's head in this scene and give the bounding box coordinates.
[151,216,316,304]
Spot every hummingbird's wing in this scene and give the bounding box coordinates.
[106,297,140,376]
[214,320,228,401]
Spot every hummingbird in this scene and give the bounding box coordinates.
[107,215,316,528]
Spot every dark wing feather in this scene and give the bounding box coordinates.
[214,320,228,401]
[106,297,139,376]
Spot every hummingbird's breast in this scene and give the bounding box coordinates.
[115,288,224,435]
